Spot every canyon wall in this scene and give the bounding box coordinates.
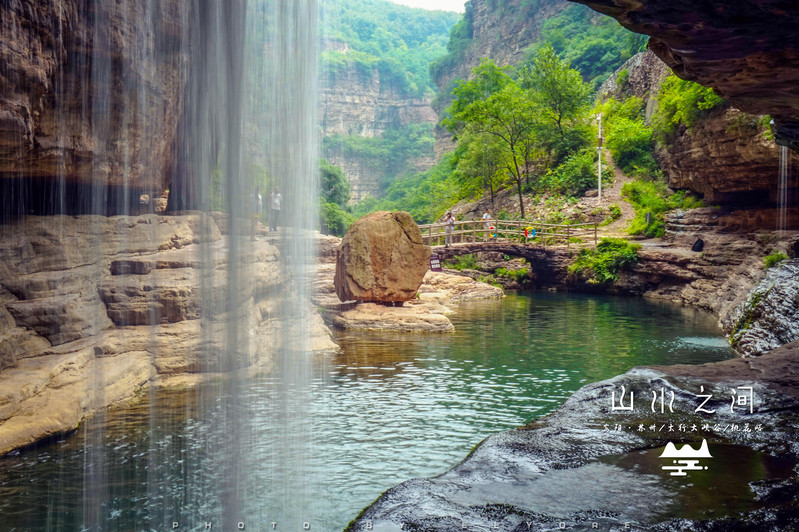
[0,214,336,455]
[0,0,188,215]
[320,43,438,201]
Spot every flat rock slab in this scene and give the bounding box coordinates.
[333,302,455,333]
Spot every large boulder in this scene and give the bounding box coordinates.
[334,211,431,303]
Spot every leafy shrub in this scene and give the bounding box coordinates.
[600,203,622,226]
[568,237,640,283]
[319,199,355,237]
[763,251,788,269]
[541,148,598,196]
[594,96,659,177]
[495,267,529,283]
[621,180,703,238]
[445,254,478,270]
[605,116,659,176]
[652,75,725,144]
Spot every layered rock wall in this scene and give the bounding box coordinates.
[0,0,188,215]
[321,43,438,202]
[0,214,336,455]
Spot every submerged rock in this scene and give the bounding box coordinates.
[347,341,799,531]
[334,211,431,303]
[724,259,799,356]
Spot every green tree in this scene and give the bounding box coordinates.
[320,158,350,207]
[453,133,503,206]
[441,59,513,136]
[519,43,592,142]
[454,83,541,218]
[318,159,354,236]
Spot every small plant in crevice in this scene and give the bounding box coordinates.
[762,251,788,269]
[568,237,640,283]
[600,203,622,226]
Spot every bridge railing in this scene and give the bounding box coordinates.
[418,219,598,248]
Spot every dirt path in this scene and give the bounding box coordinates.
[578,148,637,237]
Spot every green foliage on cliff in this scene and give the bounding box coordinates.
[763,251,788,269]
[531,4,648,88]
[323,123,435,191]
[652,75,726,144]
[568,237,640,283]
[429,1,475,85]
[351,152,461,224]
[319,159,355,236]
[594,96,659,177]
[621,179,703,238]
[324,0,460,97]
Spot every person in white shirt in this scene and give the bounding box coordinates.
[270,186,282,232]
[445,212,455,247]
[482,208,492,241]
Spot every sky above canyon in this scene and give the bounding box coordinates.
[388,0,465,13]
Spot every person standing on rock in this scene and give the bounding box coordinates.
[251,186,263,241]
[482,208,492,241]
[445,211,455,247]
[270,186,282,232]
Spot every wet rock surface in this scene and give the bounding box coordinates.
[724,259,799,357]
[347,341,799,531]
[334,211,432,303]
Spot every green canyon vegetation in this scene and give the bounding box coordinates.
[318,0,737,239]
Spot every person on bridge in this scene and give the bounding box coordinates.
[482,208,492,241]
[445,212,455,247]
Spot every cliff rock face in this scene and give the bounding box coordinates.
[569,0,799,151]
[0,214,337,455]
[724,259,799,357]
[603,51,785,206]
[598,50,670,120]
[655,106,782,204]
[321,42,438,202]
[433,0,570,94]
[0,1,188,208]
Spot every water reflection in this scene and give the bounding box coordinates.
[0,292,734,530]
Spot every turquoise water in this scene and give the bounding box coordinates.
[0,292,734,531]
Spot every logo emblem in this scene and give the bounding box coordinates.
[659,439,712,476]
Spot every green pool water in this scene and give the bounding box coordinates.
[0,292,734,531]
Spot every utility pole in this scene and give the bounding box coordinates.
[596,113,603,200]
